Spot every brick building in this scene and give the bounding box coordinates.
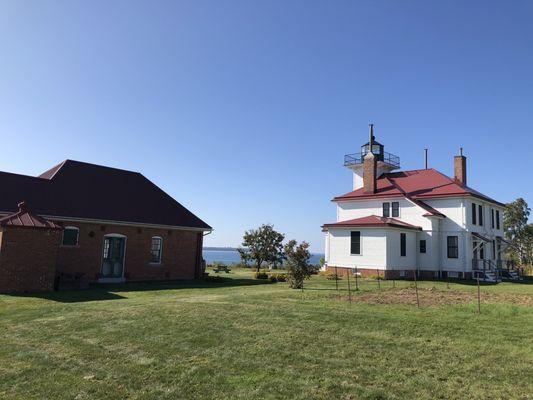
[0,160,211,293]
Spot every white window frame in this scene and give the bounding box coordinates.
[62,226,79,246]
[150,236,164,264]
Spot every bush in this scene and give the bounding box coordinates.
[268,273,287,282]
[322,271,342,280]
[308,265,321,275]
[253,271,269,279]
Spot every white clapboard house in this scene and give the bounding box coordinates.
[323,126,516,282]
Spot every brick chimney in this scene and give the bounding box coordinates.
[363,124,377,193]
[454,148,467,186]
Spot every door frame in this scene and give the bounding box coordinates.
[99,233,127,283]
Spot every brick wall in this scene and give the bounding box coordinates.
[0,227,62,293]
[54,221,202,282]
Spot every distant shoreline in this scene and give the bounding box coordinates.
[204,247,239,251]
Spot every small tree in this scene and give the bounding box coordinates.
[284,240,312,289]
[504,198,531,264]
[237,247,251,268]
[242,224,285,272]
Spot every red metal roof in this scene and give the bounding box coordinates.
[322,215,422,231]
[333,169,504,207]
[410,198,446,218]
[0,202,62,230]
[0,160,211,230]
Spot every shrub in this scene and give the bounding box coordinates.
[253,271,269,280]
[268,273,287,282]
[319,271,342,281]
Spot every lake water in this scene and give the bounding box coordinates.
[203,250,324,266]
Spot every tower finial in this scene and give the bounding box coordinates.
[460,147,463,156]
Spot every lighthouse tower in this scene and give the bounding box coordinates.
[344,124,401,190]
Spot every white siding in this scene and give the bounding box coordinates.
[327,228,387,269]
[385,230,417,270]
[327,194,505,273]
[337,198,432,230]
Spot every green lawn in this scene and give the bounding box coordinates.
[1,269,532,400]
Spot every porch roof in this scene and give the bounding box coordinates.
[472,232,491,242]
[0,202,62,230]
[322,215,422,231]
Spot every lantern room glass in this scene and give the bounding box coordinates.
[361,142,384,161]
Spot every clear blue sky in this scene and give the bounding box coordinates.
[1,1,532,252]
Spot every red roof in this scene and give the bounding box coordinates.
[0,202,62,230]
[410,198,446,218]
[333,169,504,207]
[322,215,422,231]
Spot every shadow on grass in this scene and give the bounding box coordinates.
[6,276,274,303]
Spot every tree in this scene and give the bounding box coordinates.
[237,247,251,268]
[504,198,532,265]
[524,224,533,265]
[242,224,285,272]
[284,240,312,289]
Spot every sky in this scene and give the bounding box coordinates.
[0,0,532,252]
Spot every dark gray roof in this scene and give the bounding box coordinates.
[0,160,211,230]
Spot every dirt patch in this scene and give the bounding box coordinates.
[335,288,533,307]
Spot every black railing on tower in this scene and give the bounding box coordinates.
[344,151,400,168]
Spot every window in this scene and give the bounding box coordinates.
[419,239,426,253]
[350,231,361,255]
[491,209,495,229]
[382,202,390,218]
[400,233,406,257]
[62,226,79,246]
[150,236,163,264]
[492,240,496,259]
[447,236,459,258]
[392,202,400,218]
[471,203,477,225]
[496,210,500,230]
[478,204,483,226]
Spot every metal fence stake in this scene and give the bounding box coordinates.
[477,277,481,314]
[347,269,352,304]
[413,269,420,308]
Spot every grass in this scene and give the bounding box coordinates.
[1,269,532,400]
